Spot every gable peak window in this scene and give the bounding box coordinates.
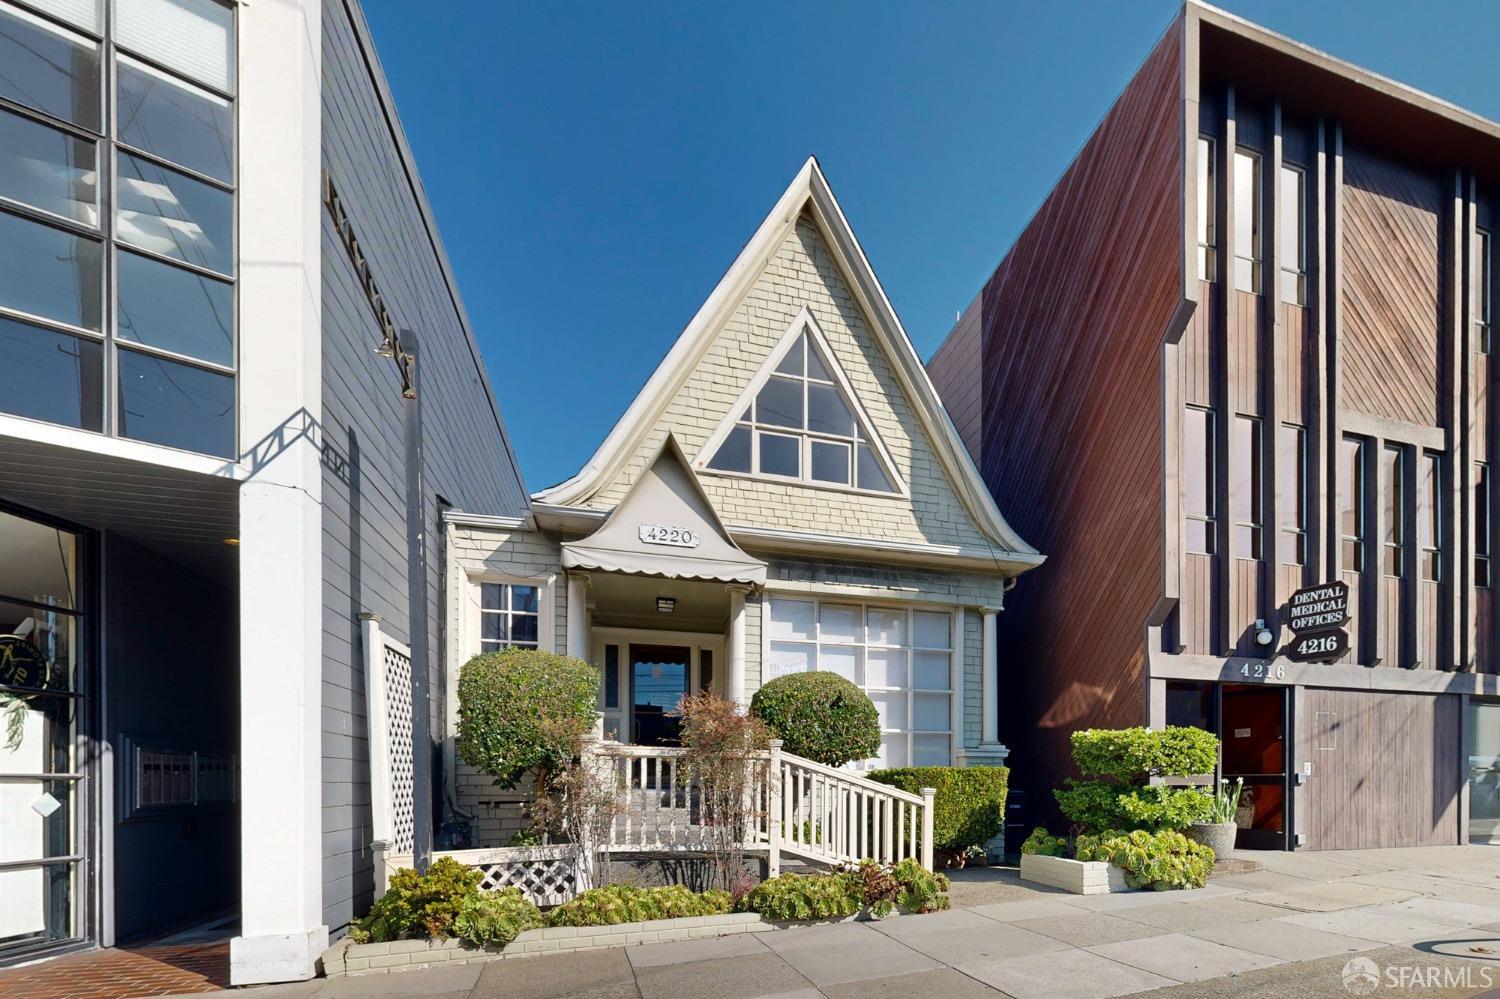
[703,320,901,494]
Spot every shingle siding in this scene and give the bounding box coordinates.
[318,0,528,933]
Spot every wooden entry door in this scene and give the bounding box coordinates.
[1300,688,1461,850]
[1220,684,1289,850]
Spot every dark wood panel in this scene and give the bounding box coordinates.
[1338,567,1363,664]
[1278,305,1310,425]
[1379,574,1402,668]
[1183,553,1215,654]
[1184,281,1216,407]
[928,24,1185,808]
[1418,579,1439,668]
[1301,688,1460,849]
[1234,293,1264,417]
[1230,558,1265,654]
[1340,145,1444,426]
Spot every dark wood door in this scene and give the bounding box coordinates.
[1219,684,1289,849]
[1300,688,1461,850]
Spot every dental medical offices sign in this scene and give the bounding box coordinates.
[1283,580,1350,663]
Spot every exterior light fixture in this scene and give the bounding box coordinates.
[223,537,240,546]
[656,597,676,613]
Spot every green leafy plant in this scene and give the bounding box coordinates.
[506,827,543,847]
[456,649,599,789]
[750,672,880,767]
[451,888,542,948]
[867,766,1008,854]
[1075,829,1215,891]
[1056,727,1218,834]
[737,871,863,921]
[1204,777,1244,824]
[1019,827,1068,857]
[352,857,485,942]
[890,857,950,914]
[543,884,733,927]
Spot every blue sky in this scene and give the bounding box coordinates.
[360,0,1500,491]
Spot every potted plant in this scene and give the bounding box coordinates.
[1185,777,1242,858]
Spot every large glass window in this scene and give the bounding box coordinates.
[1234,149,1262,293]
[1197,136,1216,282]
[1278,164,1306,305]
[1480,228,1493,356]
[1383,445,1406,578]
[1479,463,1491,589]
[1232,415,1262,559]
[1277,423,1306,566]
[1468,699,1500,845]
[1418,451,1441,583]
[705,328,898,493]
[768,598,953,769]
[1184,406,1215,555]
[0,0,236,457]
[0,507,84,960]
[1340,436,1366,573]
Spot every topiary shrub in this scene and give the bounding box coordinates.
[750,672,879,767]
[867,766,1008,858]
[1075,829,1215,891]
[457,648,599,789]
[352,856,486,942]
[1055,726,1219,834]
[543,884,733,927]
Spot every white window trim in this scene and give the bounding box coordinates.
[762,595,956,768]
[695,306,909,499]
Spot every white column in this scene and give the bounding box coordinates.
[231,0,326,985]
[566,573,590,660]
[727,586,749,705]
[980,607,1000,746]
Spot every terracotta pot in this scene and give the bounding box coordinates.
[1185,821,1237,858]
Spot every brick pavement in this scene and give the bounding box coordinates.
[0,942,229,999]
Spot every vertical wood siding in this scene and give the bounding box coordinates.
[928,24,1184,810]
[1301,687,1461,849]
[927,293,984,461]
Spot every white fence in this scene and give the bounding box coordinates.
[380,844,588,907]
[362,614,414,856]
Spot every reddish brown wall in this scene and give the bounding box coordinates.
[930,23,1186,810]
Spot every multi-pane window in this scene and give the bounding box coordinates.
[1197,136,1216,282]
[1278,164,1307,305]
[1480,228,1493,355]
[1233,150,1262,293]
[0,0,236,457]
[767,598,953,769]
[1232,415,1262,559]
[1185,406,1216,555]
[1418,451,1441,583]
[1383,445,1405,578]
[705,328,897,493]
[1478,463,1491,588]
[1340,436,1366,573]
[480,582,540,650]
[1277,423,1307,565]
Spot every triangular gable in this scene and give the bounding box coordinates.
[697,307,906,495]
[534,157,1041,567]
[561,434,766,584]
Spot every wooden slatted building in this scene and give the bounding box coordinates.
[927,1,1500,851]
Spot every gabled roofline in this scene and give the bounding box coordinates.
[532,156,1040,564]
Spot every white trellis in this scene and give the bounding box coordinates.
[363,613,415,893]
[380,845,589,908]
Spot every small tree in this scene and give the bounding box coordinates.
[675,692,770,892]
[1054,726,1219,834]
[456,649,599,789]
[750,672,880,767]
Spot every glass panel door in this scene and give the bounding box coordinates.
[1219,683,1288,849]
[1468,700,1500,845]
[0,507,84,959]
[630,645,689,746]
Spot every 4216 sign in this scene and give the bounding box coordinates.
[1282,580,1350,664]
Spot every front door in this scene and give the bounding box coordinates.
[1220,683,1288,850]
[631,645,690,745]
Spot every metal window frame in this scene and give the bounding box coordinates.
[1278,161,1308,306]
[1278,422,1308,566]
[1340,435,1367,573]
[1382,443,1407,579]
[1233,147,1263,294]
[1197,135,1217,282]
[1232,413,1263,560]
[1185,405,1217,554]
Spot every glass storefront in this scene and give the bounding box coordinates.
[1469,699,1500,845]
[0,506,85,960]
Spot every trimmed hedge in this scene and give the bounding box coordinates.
[1057,727,1218,834]
[456,649,599,788]
[750,672,880,767]
[867,766,1008,853]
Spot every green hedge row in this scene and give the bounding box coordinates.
[867,765,1008,853]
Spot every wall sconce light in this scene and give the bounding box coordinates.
[656,597,676,614]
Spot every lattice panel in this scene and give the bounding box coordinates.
[472,849,587,907]
[383,642,415,855]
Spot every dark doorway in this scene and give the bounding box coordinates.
[631,645,690,745]
[1220,684,1289,849]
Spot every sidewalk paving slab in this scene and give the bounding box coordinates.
[1189,920,1383,961]
[1119,896,1289,932]
[625,932,769,970]
[1009,911,1164,947]
[633,952,814,999]
[953,946,1177,999]
[1057,890,1187,913]
[1360,897,1500,929]
[757,920,942,987]
[469,947,637,999]
[1087,932,1284,982]
[868,907,1069,964]
[1243,881,1417,912]
[820,967,1000,998]
[968,897,1086,922]
[1276,908,1470,945]
[317,963,481,998]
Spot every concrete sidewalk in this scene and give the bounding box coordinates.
[178,846,1500,999]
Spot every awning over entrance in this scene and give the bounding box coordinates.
[561,434,766,585]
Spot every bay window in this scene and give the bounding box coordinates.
[767,597,955,768]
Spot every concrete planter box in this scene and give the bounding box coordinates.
[1019,853,1133,895]
[322,912,777,977]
